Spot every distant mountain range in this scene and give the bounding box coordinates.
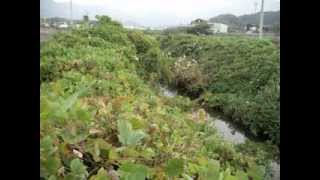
[209,10,280,31]
[209,14,242,31]
[41,0,279,30]
[238,11,280,25]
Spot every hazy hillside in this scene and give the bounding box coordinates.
[209,10,280,31]
[208,14,243,32]
[239,11,280,26]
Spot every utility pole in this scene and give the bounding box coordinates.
[259,0,265,39]
[70,0,73,27]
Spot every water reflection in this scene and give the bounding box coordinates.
[208,115,247,144]
[161,86,246,144]
[161,86,279,180]
[160,86,177,97]
[270,161,280,180]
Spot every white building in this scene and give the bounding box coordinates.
[245,24,259,33]
[250,26,257,31]
[58,23,69,29]
[123,25,147,30]
[208,23,228,33]
[43,23,50,28]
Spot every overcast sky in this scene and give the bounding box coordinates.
[53,0,280,27]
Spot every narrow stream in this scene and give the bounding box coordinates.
[160,86,280,180]
[159,86,177,97]
[207,115,247,144]
[160,86,247,144]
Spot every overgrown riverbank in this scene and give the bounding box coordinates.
[157,34,280,147]
[40,16,279,180]
[159,85,280,179]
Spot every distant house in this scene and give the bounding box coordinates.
[245,24,259,34]
[58,23,69,29]
[208,23,228,33]
[43,23,50,28]
[245,24,273,33]
[190,18,207,26]
[245,24,258,32]
[262,25,273,32]
[40,22,50,28]
[52,23,58,28]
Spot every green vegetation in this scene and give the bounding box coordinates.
[186,23,212,35]
[41,16,278,180]
[163,26,189,35]
[159,34,280,147]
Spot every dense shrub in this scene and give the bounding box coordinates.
[186,23,212,35]
[127,31,158,54]
[163,26,189,35]
[159,34,280,146]
[162,23,212,36]
[41,16,266,179]
[170,56,208,97]
[127,30,174,84]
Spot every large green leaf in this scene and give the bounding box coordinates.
[59,123,88,144]
[40,156,61,177]
[235,170,249,180]
[117,119,146,146]
[119,162,150,180]
[74,106,93,122]
[108,148,120,160]
[84,138,112,162]
[90,168,111,180]
[48,175,57,180]
[40,136,55,154]
[224,175,238,180]
[165,159,184,177]
[40,136,61,178]
[55,82,94,118]
[198,159,220,180]
[247,165,265,180]
[65,158,88,180]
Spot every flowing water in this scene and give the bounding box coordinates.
[207,115,247,144]
[160,86,247,144]
[159,86,177,97]
[160,86,280,180]
[270,161,280,180]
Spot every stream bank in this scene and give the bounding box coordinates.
[160,85,280,180]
